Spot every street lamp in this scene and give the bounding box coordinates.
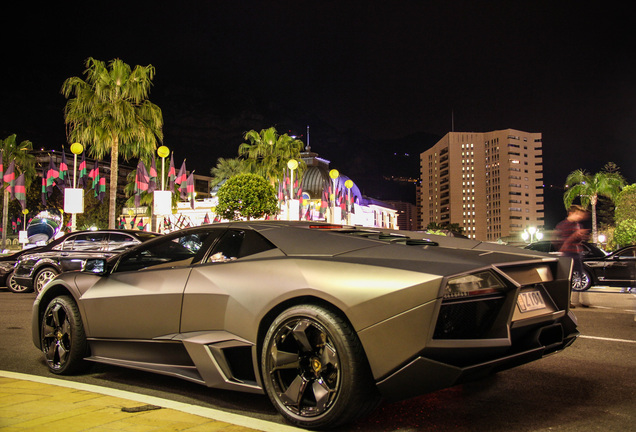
[287,159,298,221]
[65,142,85,232]
[521,226,543,243]
[329,169,339,223]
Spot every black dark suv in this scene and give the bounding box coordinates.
[13,229,160,293]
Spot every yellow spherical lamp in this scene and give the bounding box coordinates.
[157,146,170,158]
[70,142,84,155]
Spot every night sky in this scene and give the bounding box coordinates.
[2,2,634,228]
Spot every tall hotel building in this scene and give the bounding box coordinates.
[420,129,544,241]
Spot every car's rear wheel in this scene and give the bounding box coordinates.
[7,271,31,293]
[572,269,591,291]
[40,295,88,374]
[261,304,380,429]
[35,267,59,294]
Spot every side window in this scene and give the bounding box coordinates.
[107,233,139,251]
[69,233,107,251]
[616,248,636,259]
[207,229,275,263]
[114,231,219,273]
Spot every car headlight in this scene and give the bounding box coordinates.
[0,261,15,271]
[444,271,506,299]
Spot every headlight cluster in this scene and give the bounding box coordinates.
[0,261,16,271]
[444,270,506,299]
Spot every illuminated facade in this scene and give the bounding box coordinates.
[420,129,544,241]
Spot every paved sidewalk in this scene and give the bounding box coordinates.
[0,371,302,432]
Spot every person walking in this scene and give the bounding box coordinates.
[555,205,589,307]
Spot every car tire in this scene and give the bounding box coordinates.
[40,295,89,375]
[572,269,592,291]
[34,267,59,294]
[7,271,32,293]
[261,304,381,429]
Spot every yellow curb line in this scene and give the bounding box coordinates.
[0,370,306,432]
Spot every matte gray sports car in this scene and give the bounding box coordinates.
[32,221,578,429]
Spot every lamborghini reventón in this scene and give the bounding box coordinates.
[32,221,578,429]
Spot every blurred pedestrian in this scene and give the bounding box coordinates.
[556,205,589,307]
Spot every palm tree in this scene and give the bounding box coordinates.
[61,58,163,229]
[210,157,248,188]
[0,135,36,249]
[238,127,305,185]
[563,169,626,243]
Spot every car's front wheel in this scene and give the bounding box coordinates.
[40,295,89,374]
[261,304,380,429]
[7,271,31,293]
[35,267,59,294]
[572,269,592,291]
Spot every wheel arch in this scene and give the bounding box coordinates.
[255,295,365,381]
[32,282,83,350]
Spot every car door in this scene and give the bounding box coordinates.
[58,232,111,272]
[601,247,636,286]
[81,229,219,339]
[180,228,279,334]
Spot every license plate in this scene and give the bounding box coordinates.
[517,290,546,312]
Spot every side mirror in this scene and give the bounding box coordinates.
[82,258,108,275]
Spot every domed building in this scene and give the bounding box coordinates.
[295,146,397,229]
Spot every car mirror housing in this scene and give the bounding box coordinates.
[82,258,108,275]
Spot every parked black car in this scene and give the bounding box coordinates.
[13,230,160,293]
[579,245,636,290]
[524,241,636,290]
[0,247,45,293]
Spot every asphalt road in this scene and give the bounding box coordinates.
[1,288,634,431]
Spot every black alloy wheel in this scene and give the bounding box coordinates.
[261,304,380,429]
[40,295,88,374]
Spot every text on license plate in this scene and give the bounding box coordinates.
[517,290,546,312]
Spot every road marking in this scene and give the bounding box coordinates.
[0,370,302,432]
[580,335,636,344]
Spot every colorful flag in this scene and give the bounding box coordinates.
[203,213,210,224]
[45,157,60,195]
[14,173,26,210]
[96,174,106,202]
[58,148,70,191]
[186,173,195,209]
[89,161,101,198]
[119,216,126,229]
[41,169,47,205]
[137,217,145,230]
[78,153,88,188]
[167,153,176,190]
[148,155,157,193]
[0,151,3,183]
[3,161,15,196]
[176,160,187,193]
[134,160,150,207]
[130,215,137,229]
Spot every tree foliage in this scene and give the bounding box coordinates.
[614,219,636,247]
[614,184,636,223]
[238,127,305,185]
[0,135,36,248]
[215,173,278,221]
[61,58,163,228]
[210,157,248,188]
[563,168,626,243]
[613,184,636,246]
